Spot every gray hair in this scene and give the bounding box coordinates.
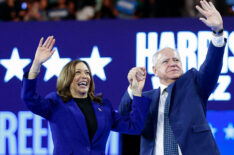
[152,47,180,67]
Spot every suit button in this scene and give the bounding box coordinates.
[87,146,91,151]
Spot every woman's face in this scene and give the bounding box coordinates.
[70,62,91,98]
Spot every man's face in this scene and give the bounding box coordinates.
[153,48,183,85]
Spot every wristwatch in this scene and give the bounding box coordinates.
[212,29,223,35]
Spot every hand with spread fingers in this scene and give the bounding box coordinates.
[28,36,56,79]
[196,0,223,32]
[34,36,56,65]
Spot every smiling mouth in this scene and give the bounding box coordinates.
[78,82,88,86]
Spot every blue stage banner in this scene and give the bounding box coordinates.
[0,18,233,154]
[207,111,234,154]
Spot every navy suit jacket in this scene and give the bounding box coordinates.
[21,76,150,155]
[119,42,226,155]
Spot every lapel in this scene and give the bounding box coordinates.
[166,82,175,115]
[66,99,90,142]
[91,102,106,144]
[66,99,108,144]
[151,83,175,131]
[150,89,160,129]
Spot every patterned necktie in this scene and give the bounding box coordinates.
[163,89,178,155]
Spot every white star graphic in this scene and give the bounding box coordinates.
[80,46,112,81]
[223,123,234,140]
[42,47,71,81]
[0,48,31,82]
[209,123,217,138]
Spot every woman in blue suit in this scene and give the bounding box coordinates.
[21,36,150,155]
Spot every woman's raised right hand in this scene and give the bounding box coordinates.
[34,36,56,65]
[28,36,56,79]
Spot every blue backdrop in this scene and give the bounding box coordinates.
[0,17,233,154]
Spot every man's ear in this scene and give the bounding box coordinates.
[153,66,158,76]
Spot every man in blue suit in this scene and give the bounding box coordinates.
[119,0,226,155]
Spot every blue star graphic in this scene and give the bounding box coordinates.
[80,46,112,81]
[0,48,31,82]
[42,47,71,81]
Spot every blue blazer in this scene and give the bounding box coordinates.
[119,42,226,155]
[21,76,150,155]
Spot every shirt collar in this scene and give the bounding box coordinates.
[159,83,167,95]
